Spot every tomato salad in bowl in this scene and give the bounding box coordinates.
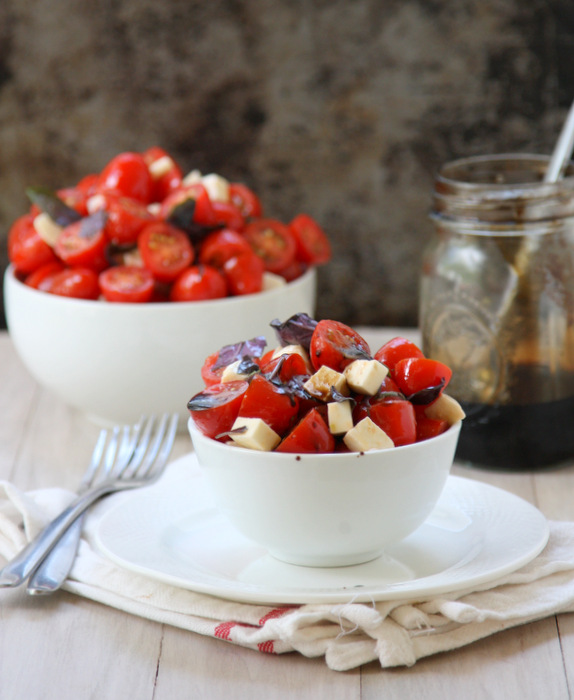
[7,147,331,303]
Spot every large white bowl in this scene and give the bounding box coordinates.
[188,417,462,567]
[4,265,316,427]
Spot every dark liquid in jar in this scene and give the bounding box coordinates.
[456,394,574,470]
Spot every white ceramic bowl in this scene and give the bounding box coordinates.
[4,265,316,427]
[188,417,462,567]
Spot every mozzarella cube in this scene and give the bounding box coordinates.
[229,417,281,451]
[303,365,349,401]
[201,173,230,202]
[148,155,175,179]
[424,393,466,425]
[182,169,202,186]
[343,359,389,396]
[344,417,394,452]
[221,360,249,383]
[327,400,354,435]
[33,213,62,247]
[86,193,107,214]
[262,272,287,291]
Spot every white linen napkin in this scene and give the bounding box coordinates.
[1,471,574,672]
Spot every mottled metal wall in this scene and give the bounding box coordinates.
[1,0,572,328]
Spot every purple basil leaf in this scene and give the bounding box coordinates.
[374,390,406,401]
[213,336,267,370]
[270,313,318,349]
[26,186,82,227]
[237,356,261,376]
[187,390,238,411]
[215,425,248,440]
[79,210,108,239]
[330,386,356,409]
[407,381,445,406]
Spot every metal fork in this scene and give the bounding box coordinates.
[26,420,145,595]
[0,413,178,592]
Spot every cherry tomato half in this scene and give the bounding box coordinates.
[24,261,65,290]
[160,183,216,227]
[414,406,449,441]
[138,221,194,283]
[187,381,249,440]
[97,152,153,203]
[199,228,252,268]
[142,146,183,203]
[393,357,452,399]
[98,265,155,303]
[211,200,245,231]
[276,408,335,454]
[170,265,227,302]
[44,267,100,300]
[96,193,154,246]
[54,215,108,271]
[374,337,425,375]
[238,374,300,436]
[309,319,371,372]
[228,182,262,219]
[261,352,311,383]
[353,397,416,446]
[8,214,58,275]
[288,213,331,266]
[243,218,296,274]
[222,251,264,296]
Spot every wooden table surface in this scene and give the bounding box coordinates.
[1,327,574,700]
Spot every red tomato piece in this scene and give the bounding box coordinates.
[276,259,305,282]
[211,200,245,231]
[201,351,226,387]
[393,357,452,398]
[243,218,297,274]
[44,267,100,300]
[188,381,249,440]
[96,193,154,246]
[374,337,425,375]
[57,186,90,216]
[138,222,194,283]
[353,397,416,446]
[309,319,371,372]
[288,213,331,266]
[228,182,262,219]
[98,265,155,303]
[160,183,217,227]
[24,261,65,290]
[276,408,335,454]
[142,146,183,202]
[261,352,311,382]
[169,265,227,302]
[54,216,108,271]
[199,229,252,268]
[414,407,449,442]
[222,251,264,296]
[8,213,58,274]
[238,374,300,436]
[76,174,99,197]
[97,152,153,203]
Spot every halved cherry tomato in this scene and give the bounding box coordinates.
[170,265,227,302]
[138,222,194,283]
[199,229,252,268]
[142,146,183,202]
[393,357,452,399]
[288,214,331,266]
[54,214,108,271]
[374,337,425,375]
[187,381,249,440]
[276,408,335,454]
[414,406,449,441]
[8,213,58,274]
[95,193,154,246]
[201,351,227,387]
[353,397,416,446]
[57,186,90,216]
[229,182,262,219]
[98,265,155,303]
[261,352,311,382]
[160,183,216,227]
[309,320,371,372]
[44,267,100,300]
[276,259,305,282]
[243,218,296,273]
[238,374,300,436]
[211,200,245,231]
[222,251,264,296]
[97,152,153,203]
[24,261,65,290]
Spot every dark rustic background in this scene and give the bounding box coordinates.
[1,0,572,329]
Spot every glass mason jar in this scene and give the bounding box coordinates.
[420,154,574,470]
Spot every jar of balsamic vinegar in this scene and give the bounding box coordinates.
[420,154,574,469]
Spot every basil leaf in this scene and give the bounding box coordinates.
[270,313,318,349]
[407,381,445,406]
[26,186,82,227]
[212,336,267,370]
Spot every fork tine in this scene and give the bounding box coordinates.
[142,413,179,479]
[78,429,108,490]
[134,413,171,476]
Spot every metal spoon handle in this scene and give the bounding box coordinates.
[545,99,574,182]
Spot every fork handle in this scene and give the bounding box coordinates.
[0,482,116,588]
[26,516,85,595]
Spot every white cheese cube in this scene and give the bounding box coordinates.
[303,365,349,401]
[201,173,230,202]
[182,169,203,186]
[262,272,287,291]
[148,155,175,179]
[230,417,281,451]
[327,400,354,435]
[424,394,466,425]
[33,213,62,247]
[343,359,389,396]
[86,193,107,214]
[221,360,249,383]
[147,202,162,216]
[344,417,394,452]
[122,248,144,267]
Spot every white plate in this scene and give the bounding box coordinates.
[95,453,550,605]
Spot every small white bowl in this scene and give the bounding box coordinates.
[4,265,316,427]
[188,417,462,567]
